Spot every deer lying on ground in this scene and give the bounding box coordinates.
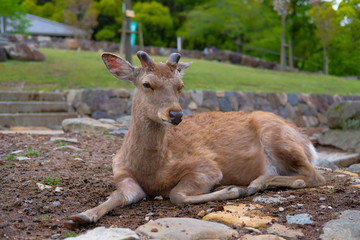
[65,51,326,229]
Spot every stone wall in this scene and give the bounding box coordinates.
[65,88,360,128]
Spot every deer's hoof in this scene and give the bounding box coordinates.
[64,214,92,230]
[246,187,258,196]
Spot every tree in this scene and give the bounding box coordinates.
[273,0,290,71]
[132,1,173,47]
[63,0,99,39]
[309,0,338,74]
[0,0,30,33]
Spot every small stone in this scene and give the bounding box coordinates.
[286,214,313,225]
[50,137,79,144]
[203,203,277,228]
[154,196,163,201]
[52,201,61,206]
[278,207,284,212]
[253,194,286,204]
[36,183,52,191]
[320,197,326,201]
[347,163,360,173]
[188,101,198,111]
[320,205,327,209]
[17,156,30,161]
[197,210,206,217]
[150,228,158,232]
[54,187,63,192]
[240,234,286,240]
[52,234,59,239]
[268,223,304,238]
[54,145,82,152]
[11,150,24,154]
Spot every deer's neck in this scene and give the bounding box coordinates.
[122,102,168,174]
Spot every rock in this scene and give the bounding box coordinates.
[218,97,232,112]
[347,163,360,173]
[62,118,117,133]
[98,118,117,124]
[135,217,238,240]
[190,90,203,106]
[52,201,61,206]
[67,227,139,240]
[327,101,360,129]
[109,128,128,137]
[202,203,276,228]
[286,214,313,225]
[92,110,115,120]
[0,47,7,62]
[287,93,299,106]
[316,150,359,168]
[267,223,304,238]
[253,194,287,204]
[50,137,79,144]
[240,234,285,240]
[4,43,45,61]
[334,169,359,177]
[17,156,30,161]
[188,101,198,111]
[320,210,360,240]
[54,145,82,152]
[116,115,132,126]
[318,129,360,153]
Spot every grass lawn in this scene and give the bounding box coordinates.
[1,48,360,94]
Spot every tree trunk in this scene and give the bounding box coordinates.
[280,12,287,71]
[323,45,328,75]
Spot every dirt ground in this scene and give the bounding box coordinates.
[0,131,359,240]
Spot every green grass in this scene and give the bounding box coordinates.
[1,48,360,94]
[43,177,60,185]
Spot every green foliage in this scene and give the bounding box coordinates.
[65,233,78,238]
[5,155,15,160]
[0,0,30,33]
[133,1,174,47]
[95,25,117,41]
[44,177,60,185]
[21,151,39,157]
[7,162,15,168]
[341,117,360,130]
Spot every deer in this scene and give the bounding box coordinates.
[64,51,326,229]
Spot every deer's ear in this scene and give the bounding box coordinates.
[176,62,192,77]
[102,53,136,82]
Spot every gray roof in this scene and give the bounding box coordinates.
[6,14,86,37]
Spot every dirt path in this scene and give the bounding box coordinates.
[0,132,359,239]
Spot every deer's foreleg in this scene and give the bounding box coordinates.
[64,177,146,230]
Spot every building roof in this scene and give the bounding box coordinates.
[6,14,86,37]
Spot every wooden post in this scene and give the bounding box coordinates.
[288,40,294,70]
[138,22,144,51]
[119,18,127,56]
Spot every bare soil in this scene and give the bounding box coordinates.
[0,132,359,240]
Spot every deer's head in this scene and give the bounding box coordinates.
[102,51,192,126]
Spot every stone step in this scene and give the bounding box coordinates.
[0,91,65,102]
[0,101,71,113]
[0,113,78,129]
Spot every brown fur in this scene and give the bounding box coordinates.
[64,52,325,229]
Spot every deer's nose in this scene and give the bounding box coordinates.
[169,111,183,125]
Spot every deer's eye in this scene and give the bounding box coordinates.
[143,82,153,90]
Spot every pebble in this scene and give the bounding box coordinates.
[52,201,61,206]
[253,194,286,204]
[286,214,313,225]
[154,196,163,201]
[54,187,63,192]
[54,145,82,152]
[50,137,79,144]
[17,156,30,161]
[36,183,52,191]
[320,197,326,201]
[278,207,284,212]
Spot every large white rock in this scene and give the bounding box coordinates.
[135,217,238,240]
[67,227,139,240]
